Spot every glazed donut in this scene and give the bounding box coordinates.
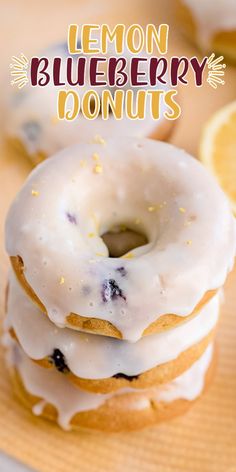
[5,138,235,341]
[6,271,218,393]
[7,339,215,432]
[6,42,173,165]
[176,0,236,63]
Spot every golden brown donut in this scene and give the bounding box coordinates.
[9,327,215,394]
[11,255,217,339]
[9,345,216,432]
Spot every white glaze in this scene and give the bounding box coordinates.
[7,339,213,430]
[181,0,236,49]
[5,138,235,341]
[6,42,168,158]
[5,271,219,379]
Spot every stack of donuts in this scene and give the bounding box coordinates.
[4,137,235,432]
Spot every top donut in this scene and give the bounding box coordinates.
[5,137,236,341]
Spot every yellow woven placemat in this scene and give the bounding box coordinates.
[1,0,236,469]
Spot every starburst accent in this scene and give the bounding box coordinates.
[10,54,29,89]
[206,54,226,89]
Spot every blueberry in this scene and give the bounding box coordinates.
[22,121,41,142]
[50,349,69,373]
[115,266,127,277]
[13,89,28,106]
[101,279,126,303]
[66,212,77,224]
[113,373,139,381]
[82,285,91,295]
[57,40,82,56]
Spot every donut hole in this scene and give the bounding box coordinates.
[101,226,148,258]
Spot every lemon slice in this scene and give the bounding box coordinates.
[200,101,236,214]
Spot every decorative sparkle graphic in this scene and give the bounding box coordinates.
[207,54,226,89]
[10,54,29,89]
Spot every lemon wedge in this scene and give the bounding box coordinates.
[200,101,236,214]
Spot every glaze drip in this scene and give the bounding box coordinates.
[5,271,220,380]
[6,339,214,430]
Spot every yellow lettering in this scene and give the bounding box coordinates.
[102,90,124,119]
[164,90,181,119]
[126,25,144,53]
[82,91,100,119]
[57,90,79,120]
[146,24,169,54]
[126,90,146,119]
[101,24,125,53]
[82,25,100,53]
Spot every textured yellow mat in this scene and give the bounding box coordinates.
[1,0,236,470]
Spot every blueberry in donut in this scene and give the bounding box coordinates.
[112,373,139,381]
[22,121,41,143]
[101,279,126,303]
[50,349,69,373]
